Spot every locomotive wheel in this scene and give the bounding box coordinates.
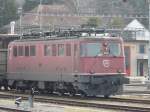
[68,92,75,97]
[81,93,87,98]
[104,95,110,98]
[58,92,63,96]
[79,90,87,98]
[57,90,63,96]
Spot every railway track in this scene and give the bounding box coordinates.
[124,90,150,94]
[0,107,30,112]
[0,91,150,112]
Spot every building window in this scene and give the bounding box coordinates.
[30,46,36,56]
[139,44,145,54]
[25,46,29,56]
[136,30,145,37]
[58,44,64,56]
[44,45,51,56]
[13,46,17,57]
[66,44,71,56]
[52,44,56,56]
[18,46,24,56]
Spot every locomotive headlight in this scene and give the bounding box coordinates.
[117,69,122,73]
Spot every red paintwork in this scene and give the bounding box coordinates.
[80,57,125,74]
[7,37,126,78]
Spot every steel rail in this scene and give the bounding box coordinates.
[0,106,30,112]
[0,92,150,112]
[34,97,150,112]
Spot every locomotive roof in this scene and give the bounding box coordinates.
[9,28,123,44]
[11,36,122,43]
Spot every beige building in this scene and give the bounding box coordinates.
[124,40,148,77]
[123,19,149,79]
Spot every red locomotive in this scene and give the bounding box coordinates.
[6,31,128,97]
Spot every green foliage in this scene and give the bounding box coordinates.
[0,0,149,29]
[23,0,64,11]
[23,0,39,12]
[110,17,124,28]
[83,17,101,28]
[0,0,17,27]
[0,0,64,28]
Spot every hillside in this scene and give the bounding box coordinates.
[0,0,149,33]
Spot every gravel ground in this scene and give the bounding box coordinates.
[0,99,122,112]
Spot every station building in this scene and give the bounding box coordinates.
[123,19,149,82]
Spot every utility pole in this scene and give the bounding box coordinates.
[147,0,150,88]
[39,0,43,32]
[18,7,23,39]
[74,0,79,15]
[0,1,4,28]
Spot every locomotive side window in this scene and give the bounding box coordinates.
[18,46,24,56]
[25,46,29,56]
[58,44,64,56]
[30,46,36,56]
[109,43,121,56]
[52,44,56,56]
[44,45,51,56]
[80,43,86,57]
[66,44,71,56]
[13,46,17,57]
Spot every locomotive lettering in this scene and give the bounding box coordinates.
[102,60,110,68]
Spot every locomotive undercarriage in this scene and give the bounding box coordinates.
[4,74,126,97]
[73,74,125,97]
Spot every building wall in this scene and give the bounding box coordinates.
[124,43,137,76]
[124,40,148,77]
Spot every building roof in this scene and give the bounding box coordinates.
[123,19,150,40]
[124,19,146,31]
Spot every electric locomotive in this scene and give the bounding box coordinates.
[7,31,128,97]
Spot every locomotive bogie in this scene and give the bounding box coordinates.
[6,74,125,97]
[72,74,124,96]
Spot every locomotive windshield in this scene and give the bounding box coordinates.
[109,43,121,56]
[80,42,121,57]
[80,43,101,56]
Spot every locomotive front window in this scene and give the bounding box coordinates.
[109,43,121,56]
[80,43,101,57]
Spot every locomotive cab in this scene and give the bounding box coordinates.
[73,37,127,97]
[79,37,125,74]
